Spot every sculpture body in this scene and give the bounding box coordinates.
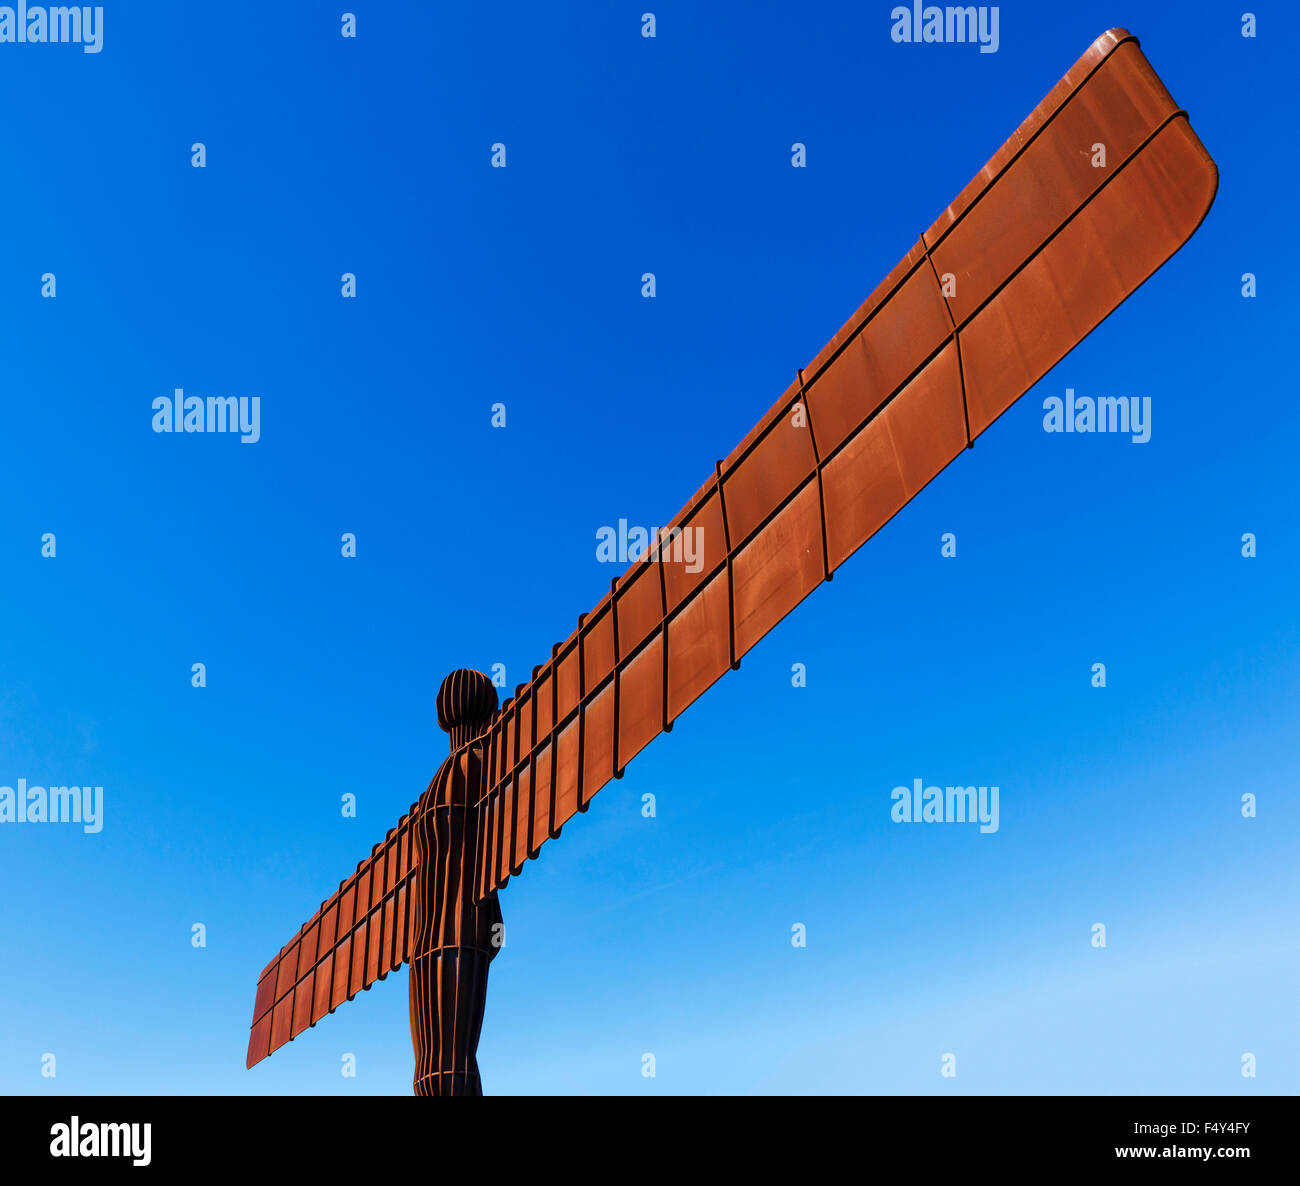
[409,671,503,1096]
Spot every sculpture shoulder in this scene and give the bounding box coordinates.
[418,745,487,811]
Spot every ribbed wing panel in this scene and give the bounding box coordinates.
[246,802,422,1068]
[472,28,1217,903]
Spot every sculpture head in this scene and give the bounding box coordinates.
[437,669,499,750]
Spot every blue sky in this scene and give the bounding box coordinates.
[1,1,1296,1095]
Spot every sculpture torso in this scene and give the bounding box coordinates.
[411,745,502,955]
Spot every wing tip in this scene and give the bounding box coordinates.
[1168,113,1221,245]
[245,1036,266,1070]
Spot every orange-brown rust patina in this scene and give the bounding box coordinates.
[245,29,1218,1094]
[408,671,503,1095]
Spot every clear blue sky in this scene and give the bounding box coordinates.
[1,1,1296,1095]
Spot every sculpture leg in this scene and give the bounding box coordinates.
[410,946,492,1096]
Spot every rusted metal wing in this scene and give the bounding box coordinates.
[471,28,1218,902]
[245,802,422,1068]
[244,28,1219,1070]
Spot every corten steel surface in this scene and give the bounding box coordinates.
[246,29,1218,1091]
[408,672,503,1096]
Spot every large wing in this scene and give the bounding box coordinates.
[473,27,1218,902]
[245,800,422,1068]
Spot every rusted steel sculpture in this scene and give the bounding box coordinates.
[245,30,1218,1093]
[408,671,503,1096]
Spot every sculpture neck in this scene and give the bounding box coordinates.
[446,718,492,753]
